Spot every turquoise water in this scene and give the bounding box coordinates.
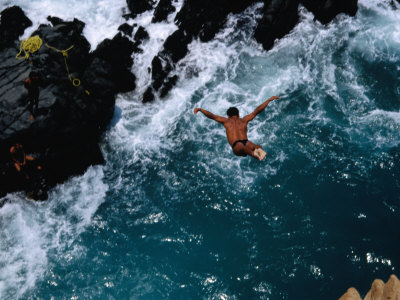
[1,0,400,299]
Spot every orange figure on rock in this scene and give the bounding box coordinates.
[10,143,41,180]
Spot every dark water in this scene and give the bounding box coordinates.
[1,0,400,299]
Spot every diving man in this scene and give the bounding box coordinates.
[194,96,280,160]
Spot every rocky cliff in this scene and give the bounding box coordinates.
[0,6,137,200]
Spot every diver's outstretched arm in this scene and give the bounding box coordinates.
[194,108,227,124]
[243,96,280,123]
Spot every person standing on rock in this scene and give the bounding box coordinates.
[10,143,41,180]
[24,71,40,120]
[194,96,280,161]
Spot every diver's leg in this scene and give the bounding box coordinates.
[245,141,266,160]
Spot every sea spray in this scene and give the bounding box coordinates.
[0,166,107,298]
[0,0,127,49]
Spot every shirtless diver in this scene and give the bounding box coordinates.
[194,96,279,161]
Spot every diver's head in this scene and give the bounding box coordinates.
[227,107,239,117]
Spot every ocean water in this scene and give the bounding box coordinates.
[1,0,400,299]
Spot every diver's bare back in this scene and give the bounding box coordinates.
[194,96,280,161]
[223,117,248,147]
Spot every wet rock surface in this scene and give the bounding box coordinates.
[126,0,155,18]
[0,7,136,200]
[0,6,32,51]
[152,0,176,23]
[301,0,358,24]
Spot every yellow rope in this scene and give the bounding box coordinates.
[16,35,43,60]
[45,43,90,94]
[44,43,74,55]
[16,36,90,94]
[45,43,79,84]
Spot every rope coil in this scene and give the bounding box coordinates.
[16,35,43,60]
[15,36,90,94]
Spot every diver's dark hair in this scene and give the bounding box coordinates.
[227,107,239,117]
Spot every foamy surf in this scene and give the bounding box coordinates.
[0,166,107,298]
[0,0,127,49]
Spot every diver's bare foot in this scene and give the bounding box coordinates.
[254,148,267,161]
[30,114,34,120]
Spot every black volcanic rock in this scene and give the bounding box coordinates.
[163,29,191,63]
[134,26,149,43]
[152,0,175,23]
[142,87,155,103]
[300,0,358,24]
[90,32,136,93]
[118,23,135,36]
[160,75,178,97]
[0,6,32,51]
[140,26,191,101]
[132,26,150,53]
[151,55,167,90]
[92,32,134,68]
[254,0,300,51]
[175,0,256,42]
[0,7,136,200]
[126,0,155,18]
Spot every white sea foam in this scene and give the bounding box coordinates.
[106,4,288,191]
[106,0,400,193]
[129,0,183,95]
[357,109,400,148]
[0,166,107,298]
[0,0,127,49]
[352,1,400,63]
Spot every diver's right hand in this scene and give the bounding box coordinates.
[269,96,280,101]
